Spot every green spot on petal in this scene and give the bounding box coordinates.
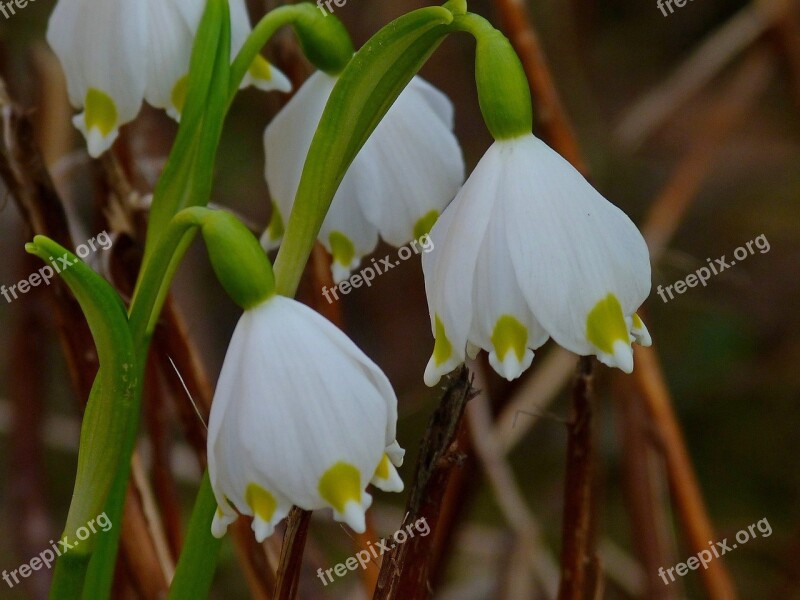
[586,294,630,354]
[329,231,355,267]
[248,55,274,82]
[266,202,284,241]
[374,454,391,480]
[491,315,528,361]
[632,313,644,329]
[413,210,439,240]
[84,88,118,136]
[245,483,277,522]
[171,75,189,116]
[432,314,453,366]
[319,462,362,513]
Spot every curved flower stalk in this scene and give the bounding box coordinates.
[263,71,465,282]
[208,295,404,541]
[46,0,291,158]
[422,14,652,386]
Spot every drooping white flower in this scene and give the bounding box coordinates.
[262,72,464,282]
[46,0,291,158]
[208,295,404,542]
[422,133,652,386]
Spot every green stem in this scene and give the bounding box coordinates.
[167,473,223,600]
[229,4,353,102]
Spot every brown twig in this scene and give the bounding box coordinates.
[144,349,184,561]
[632,345,738,599]
[373,366,477,600]
[0,78,97,398]
[273,508,312,600]
[232,519,275,600]
[120,485,170,599]
[614,375,681,600]
[557,356,597,600]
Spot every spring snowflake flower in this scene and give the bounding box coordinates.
[46,0,291,158]
[262,72,464,282]
[208,295,404,542]
[422,133,652,385]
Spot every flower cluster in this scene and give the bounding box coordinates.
[46,0,652,545]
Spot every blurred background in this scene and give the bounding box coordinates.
[0,0,798,597]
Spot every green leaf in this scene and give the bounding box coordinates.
[272,4,457,296]
[25,237,137,599]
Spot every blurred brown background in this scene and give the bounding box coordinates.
[0,0,799,598]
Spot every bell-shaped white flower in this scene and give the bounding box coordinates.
[262,72,464,282]
[208,295,404,542]
[47,0,291,158]
[422,133,652,386]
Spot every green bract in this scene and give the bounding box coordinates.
[173,207,277,310]
[453,12,533,140]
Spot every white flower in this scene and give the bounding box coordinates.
[208,295,404,542]
[46,0,291,158]
[262,72,464,282]
[422,133,652,386]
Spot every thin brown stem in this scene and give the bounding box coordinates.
[273,508,312,600]
[557,357,597,600]
[120,484,170,599]
[373,366,477,600]
[614,375,681,600]
[633,345,738,600]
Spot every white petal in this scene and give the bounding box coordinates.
[385,440,405,467]
[408,76,455,129]
[370,456,404,493]
[142,0,200,115]
[241,57,293,94]
[502,134,651,358]
[264,71,338,238]
[467,189,548,381]
[208,297,396,517]
[319,176,380,283]
[211,509,237,539]
[47,0,147,154]
[421,145,504,386]
[352,76,464,246]
[631,314,652,347]
[335,494,372,534]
